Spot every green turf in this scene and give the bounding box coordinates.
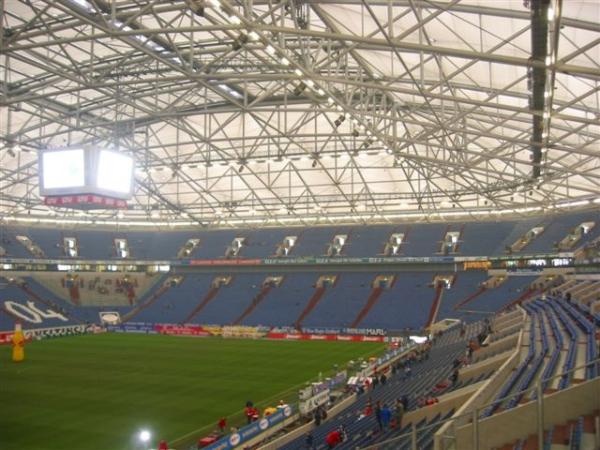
[0,333,384,450]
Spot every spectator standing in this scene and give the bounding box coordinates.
[451,369,459,385]
[401,394,409,411]
[466,341,474,358]
[394,399,405,429]
[374,400,383,431]
[245,401,254,424]
[314,406,326,426]
[381,404,392,430]
[158,440,168,450]
[217,417,227,434]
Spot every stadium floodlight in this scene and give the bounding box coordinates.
[139,429,151,443]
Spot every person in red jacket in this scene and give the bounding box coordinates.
[325,429,342,448]
[217,417,227,433]
[245,402,259,423]
[158,439,168,450]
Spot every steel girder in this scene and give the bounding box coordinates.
[0,0,598,227]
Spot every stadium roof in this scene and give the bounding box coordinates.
[1,0,599,228]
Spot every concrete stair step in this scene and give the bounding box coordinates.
[496,444,514,450]
[497,413,599,450]
[521,434,538,450]
[582,414,596,433]
[580,432,597,449]
[549,444,569,450]
[552,424,571,445]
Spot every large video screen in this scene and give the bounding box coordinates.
[96,150,134,195]
[42,149,85,189]
[39,147,134,202]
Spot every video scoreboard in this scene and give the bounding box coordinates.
[38,147,134,209]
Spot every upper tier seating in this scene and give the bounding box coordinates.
[292,227,351,256]
[343,225,397,256]
[400,223,448,256]
[3,210,600,260]
[491,218,548,255]
[458,222,516,256]
[241,228,290,258]
[0,228,35,258]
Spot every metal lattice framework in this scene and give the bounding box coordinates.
[0,0,599,228]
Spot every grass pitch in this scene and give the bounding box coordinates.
[0,333,384,450]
